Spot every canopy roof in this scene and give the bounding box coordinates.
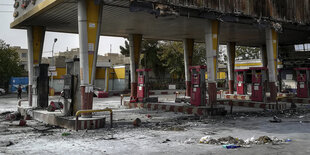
[11,0,310,46]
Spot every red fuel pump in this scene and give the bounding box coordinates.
[190,66,206,106]
[250,67,267,102]
[136,69,151,102]
[294,68,310,98]
[235,69,249,95]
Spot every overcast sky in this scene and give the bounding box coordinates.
[0,0,125,57]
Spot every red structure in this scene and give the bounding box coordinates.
[190,66,206,106]
[295,68,310,98]
[250,67,267,102]
[235,69,249,95]
[97,91,109,98]
[136,69,151,102]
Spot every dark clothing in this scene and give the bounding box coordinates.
[26,85,29,94]
[17,87,22,99]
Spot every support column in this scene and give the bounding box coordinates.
[260,45,268,68]
[266,28,278,102]
[78,0,102,117]
[227,42,236,94]
[26,26,45,107]
[129,34,142,100]
[91,1,103,86]
[183,39,194,97]
[205,20,220,107]
[104,68,109,92]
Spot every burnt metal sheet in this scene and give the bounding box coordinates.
[10,0,310,46]
[145,0,310,24]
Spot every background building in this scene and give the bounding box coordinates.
[12,46,28,71]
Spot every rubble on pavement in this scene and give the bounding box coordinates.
[199,135,291,148]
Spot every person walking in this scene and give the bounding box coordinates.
[17,85,22,99]
[25,85,29,95]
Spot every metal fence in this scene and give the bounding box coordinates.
[149,78,186,90]
[148,78,228,90]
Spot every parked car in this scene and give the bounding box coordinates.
[0,88,5,95]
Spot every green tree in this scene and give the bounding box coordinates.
[193,43,207,65]
[0,40,24,91]
[160,41,185,80]
[119,39,166,78]
[120,40,208,80]
[119,40,129,57]
[235,46,260,60]
[218,45,227,64]
[160,41,209,80]
[140,40,165,78]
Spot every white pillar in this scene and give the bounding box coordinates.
[266,27,278,102]
[78,0,92,117]
[183,39,192,82]
[27,27,34,106]
[205,21,218,83]
[266,28,278,83]
[78,0,89,86]
[128,34,142,99]
[104,68,109,92]
[205,20,220,106]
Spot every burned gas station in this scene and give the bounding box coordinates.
[2,0,310,153]
[10,0,310,128]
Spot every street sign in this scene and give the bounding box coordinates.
[49,66,56,71]
[48,71,57,76]
[169,85,176,90]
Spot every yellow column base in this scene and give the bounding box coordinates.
[49,88,55,96]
